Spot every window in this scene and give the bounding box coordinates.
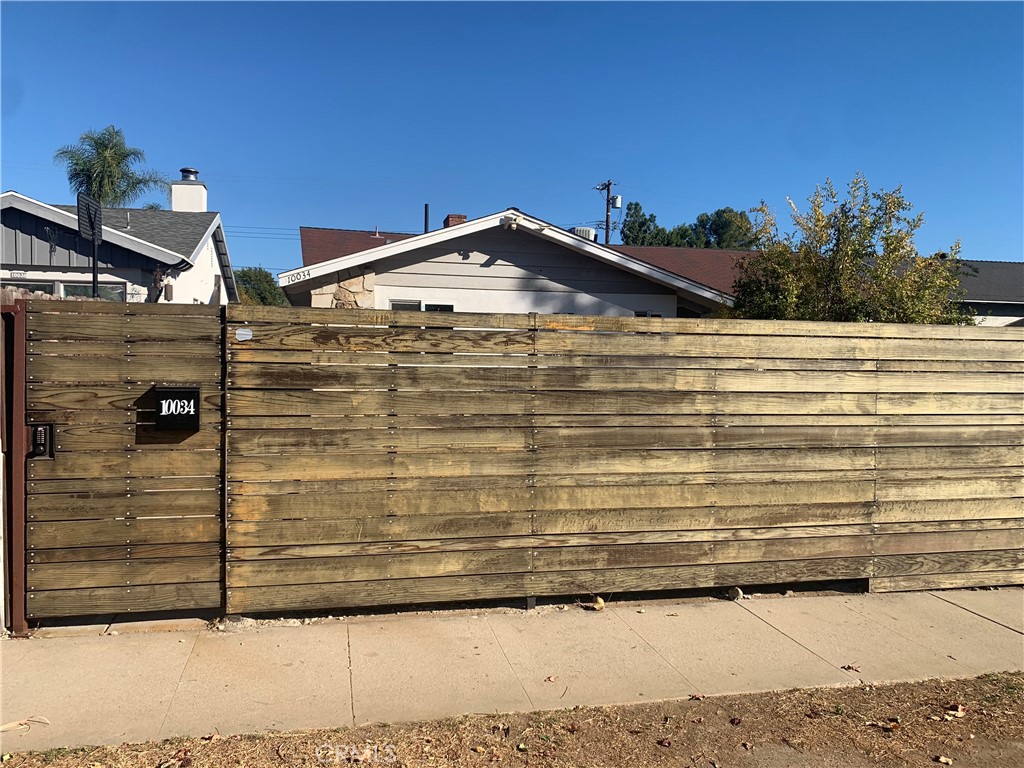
[63,282,127,302]
[634,310,663,318]
[390,300,456,313]
[4,280,55,294]
[390,300,422,312]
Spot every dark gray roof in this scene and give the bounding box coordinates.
[53,205,218,259]
[960,260,1024,303]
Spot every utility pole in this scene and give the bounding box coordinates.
[594,179,620,244]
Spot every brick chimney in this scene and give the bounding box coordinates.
[443,213,467,228]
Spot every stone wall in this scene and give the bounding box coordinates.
[309,268,375,309]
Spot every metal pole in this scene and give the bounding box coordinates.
[604,179,612,245]
[92,237,100,298]
[424,203,429,234]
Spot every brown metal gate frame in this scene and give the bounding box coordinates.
[2,300,29,635]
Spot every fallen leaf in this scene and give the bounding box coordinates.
[473,746,486,754]
[948,704,966,718]
[637,609,646,614]
[656,738,672,747]
[516,743,527,752]
[689,694,705,701]
[666,613,679,617]
[544,675,558,683]
[841,664,862,673]
[729,717,743,726]
[741,741,753,750]
[0,715,51,733]
[935,757,954,765]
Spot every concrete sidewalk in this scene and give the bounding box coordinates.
[2,588,1022,753]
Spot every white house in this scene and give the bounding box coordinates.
[1,169,238,304]
[281,209,734,317]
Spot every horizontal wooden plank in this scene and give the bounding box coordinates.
[532,331,1023,363]
[225,305,1024,340]
[226,513,533,548]
[870,570,1024,592]
[27,384,223,412]
[27,312,220,342]
[874,498,1024,523]
[225,389,880,417]
[227,524,881,561]
[27,517,222,549]
[229,325,534,354]
[224,412,1024,431]
[28,355,221,384]
[228,348,890,372]
[28,340,221,357]
[872,529,1024,555]
[54,423,221,451]
[28,557,221,590]
[29,408,221,426]
[532,503,878,534]
[875,446,1024,470]
[28,542,222,564]
[227,363,1024,393]
[226,447,881,483]
[877,393,1024,414]
[27,582,222,618]
[871,549,1024,578]
[876,477,1024,502]
[28,475,221,495]
[28,490,221,521]
[28,450,221,481]
[27,300,221,317]
[228,550,531,588]
[227,305,539,330]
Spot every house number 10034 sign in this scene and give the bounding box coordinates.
[154,387,201,431]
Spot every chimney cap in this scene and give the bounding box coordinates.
[179,167,199,181]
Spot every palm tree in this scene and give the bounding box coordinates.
[54,125,168,207]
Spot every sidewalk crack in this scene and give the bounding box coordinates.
[609,607,701,693]
[484,618,535,709]
[156,631,201,739]
[736,602,863,682]
[928,591,1023,636]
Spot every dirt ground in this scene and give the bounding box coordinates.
[5,673,1022,768]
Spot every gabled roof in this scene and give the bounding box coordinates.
[960,260,1024,304]
[52,205,218,262]
[612,245,742,296]
[301,226,415,266]
[2,191,238,302]
[283,208,735,307]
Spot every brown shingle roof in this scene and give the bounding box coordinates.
[300,226,415,267]
[612,246,743,295]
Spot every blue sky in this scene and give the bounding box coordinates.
[2,2,1021,274]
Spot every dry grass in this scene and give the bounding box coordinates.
[6,673,1023,768]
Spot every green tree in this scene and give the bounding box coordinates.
[54,125,168,207]
[620,203,755,249]
[235,267,290,306]
[619,202,668,246]
[731,173,973,324]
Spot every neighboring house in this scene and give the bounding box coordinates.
[958,260,1024,326]
[284,209,734,317]
[1,169,238,304]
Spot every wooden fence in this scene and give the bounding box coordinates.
[6,301,1022,623]
[22,301,223,619]
[222,306,1024,615]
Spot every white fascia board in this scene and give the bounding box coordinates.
[279,211,513,287]
[1,191,187,268]
[279,207,735,306]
